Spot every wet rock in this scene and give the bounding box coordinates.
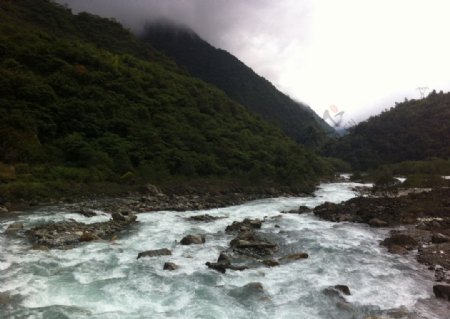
[418,243,450,269]
[283,206,311,214]
[0,205,8,213]
[323,288,346,301]
[280,252,309,262]
[180,234,205,245]
[369,218,388,227]
[218,252,230,264]
[262,259,280,267]
[79,231,98,242]
[112,211,137,223]
[6,222,23,232]
[432,233,450,244]
[27,212,137,249]
[137,248,172,259]
[206,252,248,273]
[32,244,49,251]
[433,284,450,301]
[187,214,221,222]
[206,261,228,273]
[333,285,351,296]
[387,245,409,255]
[77,209,97,217]
[381,234,418,251]
[225,218,262,233]
[230,239,276,250]
[163,262,179,270]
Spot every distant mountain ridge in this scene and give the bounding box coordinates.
[141,22,335,147]
[323,91,450,170]
[0,0,333,199]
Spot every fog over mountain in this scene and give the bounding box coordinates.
[58,0,450,124]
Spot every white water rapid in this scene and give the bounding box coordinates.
[0,182,448,319]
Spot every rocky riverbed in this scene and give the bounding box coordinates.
[313,187,450,301]
[1,182,449,318]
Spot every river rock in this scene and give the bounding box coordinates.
[381,234,418,251]
[27,211,137,249]
[137,248,172,259]
[180,234,205,245]
[77,209,97,217]
[262,259,280,267]
[163,262,179,270]
[432,233,449,244]
[333,285,351,295]
[79,231,98,242]
[283,206,311,214]
[225,218,262,233]
[6,222,23,232]
[187,214,221,222]
[0,205,8,213]
[112,211,137,223]
[369,218,388,227]
[206,261,228,273]
[433,284,450,301]
[280,252,309,262]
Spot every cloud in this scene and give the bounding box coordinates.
[58,0,450,122]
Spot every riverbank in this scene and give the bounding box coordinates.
[313,187,450,300]
[0,179,316,215]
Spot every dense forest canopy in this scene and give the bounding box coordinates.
[0,0,334,199]
[323,91,450,170]
[141,23,335,148]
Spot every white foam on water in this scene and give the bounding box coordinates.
[0,182,446,318]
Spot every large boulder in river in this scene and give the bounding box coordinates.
[381,234,418,252]
[163,262,179,270]
[225,218,262,233]
[137,248,172,259]
[180,234,205,245]
[433,285,450,301]
[112,211,137,223]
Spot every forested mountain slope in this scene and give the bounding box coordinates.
[0,0,332,199]
[141,23,335,147]
[323,91,450,170]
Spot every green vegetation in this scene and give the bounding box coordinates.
[141,23,335,148]
[0,0,333,201]
[323,91,450,170]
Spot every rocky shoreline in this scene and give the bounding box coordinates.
[0,183,306,217]
[313,187,450,301]
[3,183,449,313]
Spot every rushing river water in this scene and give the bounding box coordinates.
[0,182,448,319]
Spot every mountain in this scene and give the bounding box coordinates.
[323,91,450,170]
[140,23,335,147]
[0,0,333,199]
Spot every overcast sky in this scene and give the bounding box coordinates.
[59,0,450,123]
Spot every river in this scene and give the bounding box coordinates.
[0,182,448,318]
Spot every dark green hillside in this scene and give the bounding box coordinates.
[323,91,450,170]
[141,23,335,147]
[0,0,332,200]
